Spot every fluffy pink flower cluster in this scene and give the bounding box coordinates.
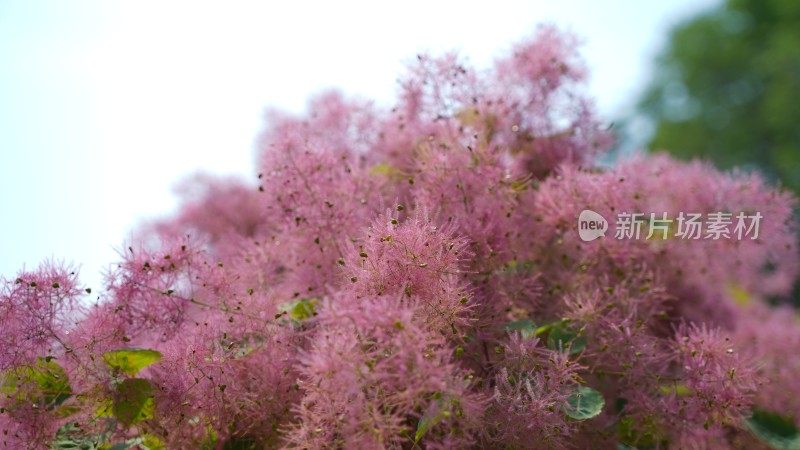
[2,25,798,449]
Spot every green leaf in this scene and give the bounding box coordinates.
[2,357,72,410]
[368,162,400,178]
[200,427,220,450]
[727,283,752,307]
[140,434,166,450]
[564,386,605,420]
[102,434,165,450]
[505,320,536,339]
[415,409,441,443]
[745,409,800,450]
[289,298,316,320]
[94,398,114,418]
[535,320,561,337]
[50,436,103,450]
[107,441,139,450]
[226,334,267,360]
[103,348,162,376]
[49,422,107,450]
[547,324,587,355]
[53,403,83,418]
[414,395,460,443]
[659,384,691,397]
[533,319,588,355]
[113,378,155,427]
[617,415,663,449]
[277,298,318,327]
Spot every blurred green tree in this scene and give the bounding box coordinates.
[637,0,800,193]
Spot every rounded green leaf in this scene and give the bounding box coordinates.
[745,409,800,450]
[505,320,536,339]
[288,298,317,321]
[276,298,318,327]
[1,357,72,410]
[564,386,605,420]
[548,325,588,355]
[103,348,162,376]
[113,378,155,427]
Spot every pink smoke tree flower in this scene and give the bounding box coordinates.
[2,24,799,449]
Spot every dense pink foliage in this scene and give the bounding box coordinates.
[2,25,799,449]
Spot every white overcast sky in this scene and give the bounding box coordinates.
[0,0,720,290]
